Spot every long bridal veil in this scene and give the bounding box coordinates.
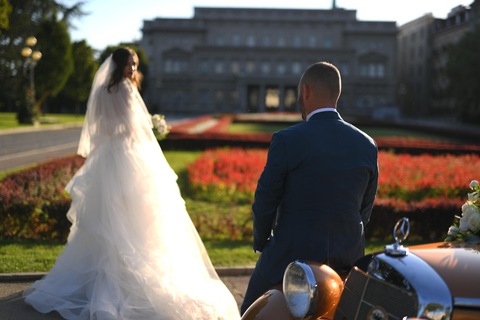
[23,56,240,320]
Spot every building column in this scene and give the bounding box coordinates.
[238,84,248,113]
[259,85,266,113]
[279,85,285,111]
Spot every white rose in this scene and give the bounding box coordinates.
[463,202,477,216]
[470,180,479,190]
[447,226,460,237]
[459,216,471,233]
[466,211,480,233]
[461,202,480,233]
[468,192,480,202]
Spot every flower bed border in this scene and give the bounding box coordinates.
[165,114,480,154]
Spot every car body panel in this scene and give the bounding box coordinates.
[241,286,295,320]
[410,242,480,299]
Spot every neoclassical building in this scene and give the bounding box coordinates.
[141,5,397,116]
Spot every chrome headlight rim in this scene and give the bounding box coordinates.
[283,260,317,319]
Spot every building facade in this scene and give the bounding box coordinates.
[396,14,435,117]
[141,6,397,117]
[431,5,471,118]
[396,3,477,119]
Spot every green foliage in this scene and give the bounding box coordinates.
[186,199,253,241]
[0,0,12,34]
[34,16,73,107]
[0,1,85,114]
[62,40,98,102]
[446,25,480,123]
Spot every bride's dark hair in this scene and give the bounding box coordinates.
[107,47,143,92]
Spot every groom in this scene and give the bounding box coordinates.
[240,62,379,314]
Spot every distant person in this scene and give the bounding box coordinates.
[23,47,240,320]
[241,61,379,314]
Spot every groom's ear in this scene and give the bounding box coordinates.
[303,83,312,101]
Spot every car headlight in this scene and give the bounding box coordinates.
[283,261,317,319]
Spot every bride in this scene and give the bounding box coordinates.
[23,47,240,320]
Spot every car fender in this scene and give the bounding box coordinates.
[241,285,295,320]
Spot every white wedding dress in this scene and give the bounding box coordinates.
[23,56,240,320]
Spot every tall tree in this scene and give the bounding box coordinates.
[446,26,480,123]
[0,0,12,35]
[62,40,98,114]
[34,15,74,112]
[0,0,86,122]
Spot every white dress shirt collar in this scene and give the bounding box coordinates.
[306,108,337,121]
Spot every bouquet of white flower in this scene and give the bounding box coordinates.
[151,114,171,140]
[445,180,480,243]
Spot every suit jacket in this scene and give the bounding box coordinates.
[252,111,378,284]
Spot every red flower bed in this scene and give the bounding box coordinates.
[186,147,479,240]
[187,148,267,204]
[188,148,478,202]
[0,155,85,241]
[374,136,480,153]
[377,152,479,200]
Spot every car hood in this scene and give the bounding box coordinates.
[409,242,480,299]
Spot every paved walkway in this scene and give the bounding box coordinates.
[0,268,252,319]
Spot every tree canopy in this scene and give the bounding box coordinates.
[35,16,74,107]
[446,26,480,123]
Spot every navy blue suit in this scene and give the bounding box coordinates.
[241,111,378,313]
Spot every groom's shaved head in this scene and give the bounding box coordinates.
[300,62,341,106]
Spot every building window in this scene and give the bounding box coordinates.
[277,36,286,47]
[199,60,209,74]
[324,36,332,48]
[231,90,239,105]
[277,63,286,75]
[164,59,172,73]
[247,35,256,47]
[284,87,297,109]
[165,59,185,74]
[308,36,317,48]
[232,35,240,46]
[248,86,260,111]
[261,62,271,75]
[246,60,255,74]
[338,63,349,77]
[199,90,209,107]
[231,60,240,74]
[263,36,271,47]
[292,61,302,75]
[360,62,385,78]
[215,90,224,104]
[214,61,224,74]
[368,64,376,78]
[265,87,280,109]
[217,36,225,46]
[293,35,302,47]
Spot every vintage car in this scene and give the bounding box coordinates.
[241,218,480,320]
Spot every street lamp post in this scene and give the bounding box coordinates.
[20,36,42,125]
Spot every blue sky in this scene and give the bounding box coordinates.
[59,0,473,50]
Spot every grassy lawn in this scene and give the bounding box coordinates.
[0,112,84,130]
[228,123,292,133]
[0,238,404,273]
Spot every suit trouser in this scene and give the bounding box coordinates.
[240,268,279,315]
